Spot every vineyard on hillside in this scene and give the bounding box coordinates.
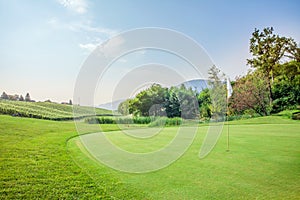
[0,100,112,120]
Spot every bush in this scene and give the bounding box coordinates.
[84,116,152,124]
[116,117,133,124]
[84,117,116,124]
[133,116,151,124]
[149,117,182,127]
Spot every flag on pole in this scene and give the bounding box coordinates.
[226,77,232,152]
[226,77,233,98]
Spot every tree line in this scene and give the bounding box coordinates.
[119,27,300,119]
[0,92,73,105]
[118,65,226,120]
[0,92,33,102]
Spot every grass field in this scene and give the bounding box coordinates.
[1,114,300,199]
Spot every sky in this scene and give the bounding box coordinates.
[0,0,300,104]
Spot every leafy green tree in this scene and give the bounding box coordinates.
[126,83,198,119]
[128,84,166,116]
[118,99,130,115]
[176,84,199,119]
[272,61,300,112]
[208,65,226,120]
[198,88,211,119]
[164,86,181,118]
[247,27,293,104]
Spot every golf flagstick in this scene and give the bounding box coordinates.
[226,77,233,152]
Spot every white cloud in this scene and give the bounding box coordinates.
[54,0,119,53]
[58,0,88,14]
[79,43,98,52]
[68,21,118,37]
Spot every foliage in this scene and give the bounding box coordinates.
[132,116,151,124]
[247,27,300,107]
[148,117,182,127]
[164,86,181,118]
[175,85,199,119]
[208,65,227,119]
[124,83,199,119]
[84,116,152,124]
[118,99,130,115]
[230,71,270,115]
[197,88,212,119]
[247,27,294,104]
[272,61,300,112]
[129,84,167,117]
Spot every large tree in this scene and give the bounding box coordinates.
[164,86,181,118]
[230,71,270,116]
[247,27,292,104]
[128,84,166,116]
[208,65,227,120]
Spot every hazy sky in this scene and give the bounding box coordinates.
[1,0,300,104]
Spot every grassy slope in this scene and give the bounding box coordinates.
[0,100,112,120]
[0,115,145,199]
[1,115,299,199]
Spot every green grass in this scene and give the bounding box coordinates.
[0,99,112,120]
[0,115,145,199]
[1,114,300,199]
[70,116,300,199]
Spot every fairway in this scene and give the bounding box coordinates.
[1,115,300,199]
[68,116,300,199]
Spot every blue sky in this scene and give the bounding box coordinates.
[1,0,300,103]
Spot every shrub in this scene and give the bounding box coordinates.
[84,117,100,124]
[133,116,151,124]
[149,117,182,127]
[84,117,116,124]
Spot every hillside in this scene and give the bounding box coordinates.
[0,100,112,120]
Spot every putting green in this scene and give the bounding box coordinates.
[68,117,300,199]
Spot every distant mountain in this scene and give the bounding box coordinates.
[180,79,209,94]
[97,99,125,111]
